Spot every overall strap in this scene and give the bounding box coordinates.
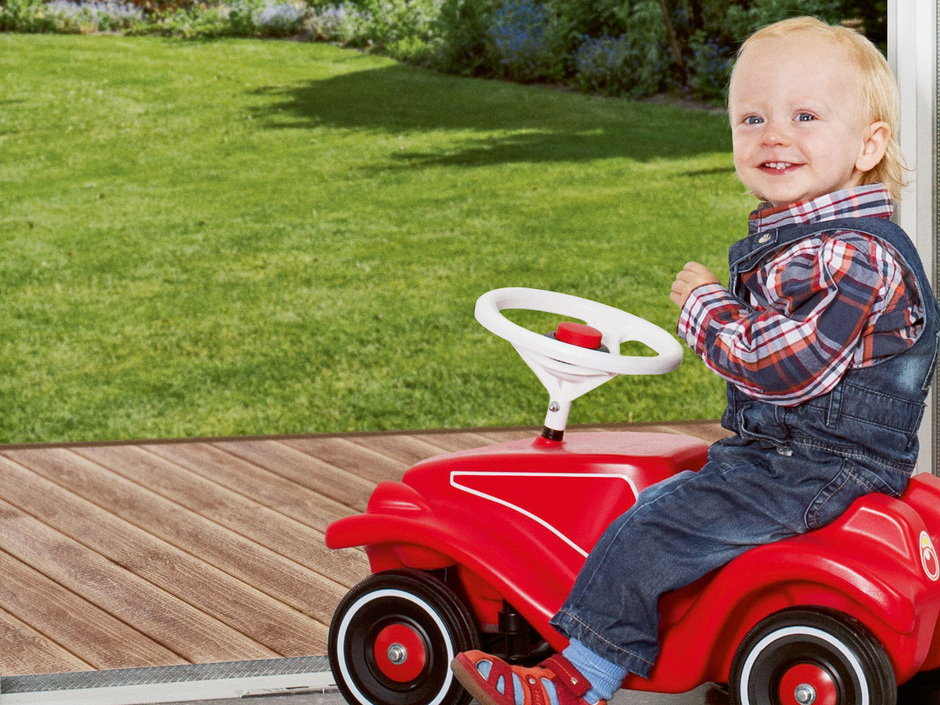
[728,217,940,320]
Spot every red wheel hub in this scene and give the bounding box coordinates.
[373,623,428,683]
[778,663,838,705]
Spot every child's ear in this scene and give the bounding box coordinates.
[855,121,890,173]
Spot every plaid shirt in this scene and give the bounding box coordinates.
[677,185,925,406]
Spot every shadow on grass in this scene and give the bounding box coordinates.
[252,63,732,168]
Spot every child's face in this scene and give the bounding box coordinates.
[728,35,882,207]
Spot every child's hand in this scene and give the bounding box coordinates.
[670,262,721,309]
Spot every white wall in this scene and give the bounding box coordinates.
[888,0,937,475]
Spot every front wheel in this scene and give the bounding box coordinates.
[729,608,896,705]
[329,570,481,705]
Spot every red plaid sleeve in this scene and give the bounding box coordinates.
[676,233,918,405]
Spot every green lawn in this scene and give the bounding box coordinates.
[0,34,747,443]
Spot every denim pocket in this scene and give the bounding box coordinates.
[804,460,898,531]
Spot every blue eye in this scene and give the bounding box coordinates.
[797,113,815,122]
[744,115,762,125]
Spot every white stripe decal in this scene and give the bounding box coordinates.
[450,472,638,558]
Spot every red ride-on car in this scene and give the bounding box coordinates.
[326,288,940,705]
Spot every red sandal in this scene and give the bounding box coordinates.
[451,651,605,705]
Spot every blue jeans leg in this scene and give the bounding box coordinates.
[548,437,909,679]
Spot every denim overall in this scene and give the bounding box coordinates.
[550,217,940,679]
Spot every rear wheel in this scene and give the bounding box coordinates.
[729,608,896,705]
[329,570,481,705]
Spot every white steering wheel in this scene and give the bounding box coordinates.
[475,287,683,437]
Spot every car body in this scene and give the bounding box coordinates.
[325,289,940,705]
[327,427,940,705]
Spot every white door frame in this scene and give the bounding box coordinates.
[889,0,937,475]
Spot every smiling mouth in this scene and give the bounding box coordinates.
[761,162,799,171]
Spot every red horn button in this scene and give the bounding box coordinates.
[555,322,604,349]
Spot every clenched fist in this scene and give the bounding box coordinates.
[670,262,720,309]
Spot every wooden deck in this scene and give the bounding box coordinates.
[0,421,730,678]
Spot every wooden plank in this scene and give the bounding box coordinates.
[401,430,503,454]
[0,548,184,672]
[7,447,344,635]
[471,428,547,444]
[0,451,319,659]
[282,436,409,485]
[342,433,455,467]
[0,486,273,665]
[73,444,368,589]
[0,607,92,676]
[143,441,358,532]
[213,440,374,514]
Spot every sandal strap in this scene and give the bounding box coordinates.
[479,656,519,701]
[458,652,528,705]
[541,655,591,699]
[452,651,598,705]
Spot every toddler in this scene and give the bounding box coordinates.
[451,16,940,705]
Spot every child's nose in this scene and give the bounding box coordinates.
[760,120,790,147]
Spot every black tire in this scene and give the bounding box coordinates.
[329,570,481,705]
[729,608,896,705]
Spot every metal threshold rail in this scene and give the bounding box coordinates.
[1,656,334,705]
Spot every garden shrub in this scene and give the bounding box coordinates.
[572,35,632,95]
[226,0,263,34]
[41,0,143,31]
[307,2,368,42]
[686,29,729,101]
[543,0,625,53]
[617,0,667,95]
[330,0,442,64]
[484,0,564,82]
[1,0,145,31]
[144,4,233,37]
[0,0,879,103]
[570,0,668,98]
[128,0,307,38]
[203,0,309,38]
[254,1,307,36]
[574,8,669,98]
[433,0,493,75]
[1,0,60,31]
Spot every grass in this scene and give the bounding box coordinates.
[0,34,748,444]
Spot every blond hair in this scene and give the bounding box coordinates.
[733,16,906,201]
